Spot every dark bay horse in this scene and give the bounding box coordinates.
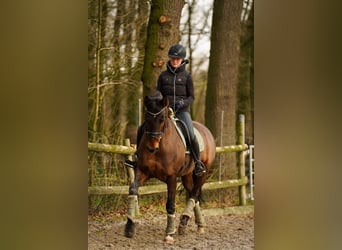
[125,91,216,243]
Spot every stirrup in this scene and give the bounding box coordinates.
[194,161,206,176]
[124,159,136,168]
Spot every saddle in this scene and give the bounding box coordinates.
[168,108,204,153]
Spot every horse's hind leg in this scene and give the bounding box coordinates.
[178,174,194,235]
[179,199,205,234]
[194,200,205,233]
[179,174,206,235]
[178,198,196,235]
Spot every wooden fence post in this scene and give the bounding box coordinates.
[238,114,247,205]
[123,138,135,184]
[123,138,139,214]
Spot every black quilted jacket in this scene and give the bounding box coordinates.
[156,60,194,113]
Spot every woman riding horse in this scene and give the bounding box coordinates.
[126,44,206,176]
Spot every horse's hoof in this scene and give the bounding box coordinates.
[197,226,205,234]
[178,215,189,235]
[164,235,174,244]
[125,230,135,238]
[178,224,186,235]
[124,220,135,238]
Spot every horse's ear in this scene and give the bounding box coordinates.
[163,96,169,107]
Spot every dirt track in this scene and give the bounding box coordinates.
[88,209,254,249]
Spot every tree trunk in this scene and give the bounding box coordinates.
[141,0,185,97]
[205,0,243,179]
[125,0,149,142]
[238,1,254,145]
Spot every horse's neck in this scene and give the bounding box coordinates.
[164,118,182,144]
[166,117,176,133]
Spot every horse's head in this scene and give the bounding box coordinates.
[143,90,169,153]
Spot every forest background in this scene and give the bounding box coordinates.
[88,0,254,200]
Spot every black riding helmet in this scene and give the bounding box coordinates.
[168,44,186,59]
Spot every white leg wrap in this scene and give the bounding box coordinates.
[126,195,138,222]
[182,198,196,218]
[194,201,205,227]
[165,214,176,235]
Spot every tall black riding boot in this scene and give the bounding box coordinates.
[190,137,206,176]
[125,123,144,168]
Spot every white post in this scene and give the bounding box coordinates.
[249,145,255,201]
[238,114,247,205]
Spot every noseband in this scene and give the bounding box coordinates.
[144,106,167,139]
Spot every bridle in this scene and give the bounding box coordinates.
[144,106,168,153]
[144,106,167,139]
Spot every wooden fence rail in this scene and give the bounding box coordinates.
[88,114,250,205]
[88,177,248,195]
[88,142,248,154]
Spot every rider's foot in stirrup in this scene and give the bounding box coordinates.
[194,161,206,176]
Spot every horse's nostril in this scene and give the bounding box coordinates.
[147,146,159,153]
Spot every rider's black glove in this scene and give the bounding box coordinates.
[175,100,184,110]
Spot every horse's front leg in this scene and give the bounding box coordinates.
[164,175,177,244]
[125,168,148,238]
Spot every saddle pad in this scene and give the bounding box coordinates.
[194,127,205,152]
[172,119,205,152]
